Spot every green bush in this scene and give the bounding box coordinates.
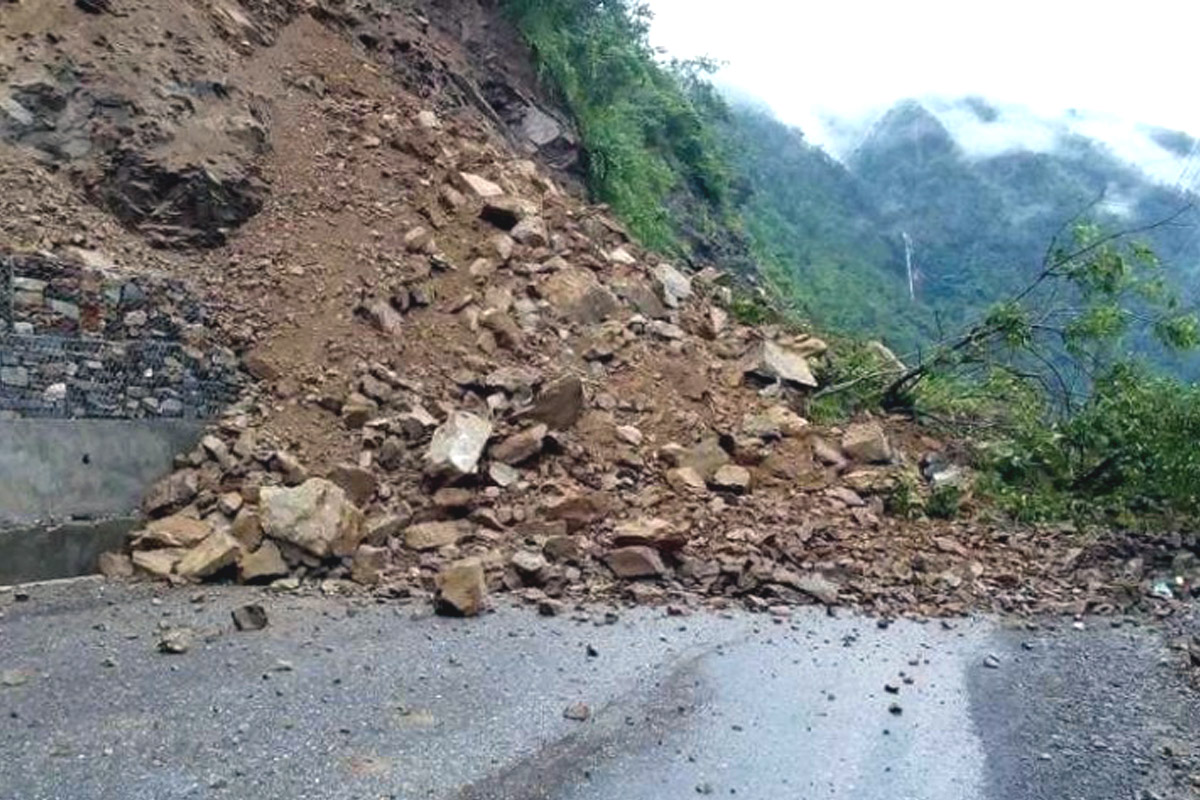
[504,0,730,251]
[980,362,1200,521]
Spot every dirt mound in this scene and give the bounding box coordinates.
[2,1,1189,619]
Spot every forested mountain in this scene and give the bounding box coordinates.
[724,97,1200,357]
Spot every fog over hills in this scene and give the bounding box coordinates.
[814,97,1200,192]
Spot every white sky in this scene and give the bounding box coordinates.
[646,0,1200,153]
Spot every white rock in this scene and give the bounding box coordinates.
[260,478,365,558]
[425,411,493,477]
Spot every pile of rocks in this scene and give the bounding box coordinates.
[23,0,1152,619]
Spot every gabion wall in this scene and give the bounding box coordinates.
[0,252,240,419]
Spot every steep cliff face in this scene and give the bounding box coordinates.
[0,0,580,248]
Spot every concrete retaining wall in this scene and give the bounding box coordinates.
[0,418,205,527]
[0,519,136,585]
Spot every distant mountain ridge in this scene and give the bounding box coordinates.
[726,96,1200,364]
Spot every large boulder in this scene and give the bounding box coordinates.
[403,520,471,551]
[142,470,199,517]
[260,478,365,559]
[842,422,893,464]
[237,541,289,583]
[746,341,818,388]
[652,263,693,308]
[527,375,585,430]
[436,558,487,617]
[540,268,620,325]
[175,531,240,580]
[133,514,212,549]
[425,411,493,477]
[605,546,665,578]
[457,171,504,199]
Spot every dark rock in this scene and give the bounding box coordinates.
[563,702,590,721]
[231,604,269,631]
[527,375,585,430]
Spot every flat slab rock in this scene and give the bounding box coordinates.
[605,546,666,578]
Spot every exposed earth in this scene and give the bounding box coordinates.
[2,0,1195,620]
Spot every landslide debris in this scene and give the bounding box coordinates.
[1,0,1189,619]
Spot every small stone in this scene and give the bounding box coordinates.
[488,462,520,488]
[652,263,693,308]
[218,492,244,517]
[543,535,581,563]
[538,598,565,616]
[615,425,643,446]
[175,532,240,580]
[273,451,309,486]
[201,435,234,469]
[665,467,708,493]
[157,628,193,654]
[404,520,470,551]
[490,424,547,464]
[231,509,264,551]
[457,172,505,199]
[983,654,1001,669]
[794,573,840,605]
[231,604,269,632]
[351,544,389,586]
[607,247,637,265]
[134,514,212,549]
[432,487,475,510]
[491,234,515,263]
[132,548,183,578]
[563,702,590,721]
[1,669,32,687]
[359,299,403,336]
[710,464,751,493]
[510,216,548,247]
[510,550,548,585]
[436,558,487,617]
[403,226,434,253]
[527,375,585,430]
[888,703,903,716]
[143,471,199,516]
[746,341,818,388]
[243,354,280,382]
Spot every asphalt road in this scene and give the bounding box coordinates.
[0,580,1196,800]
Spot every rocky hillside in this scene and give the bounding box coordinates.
[1,0,1188,619]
